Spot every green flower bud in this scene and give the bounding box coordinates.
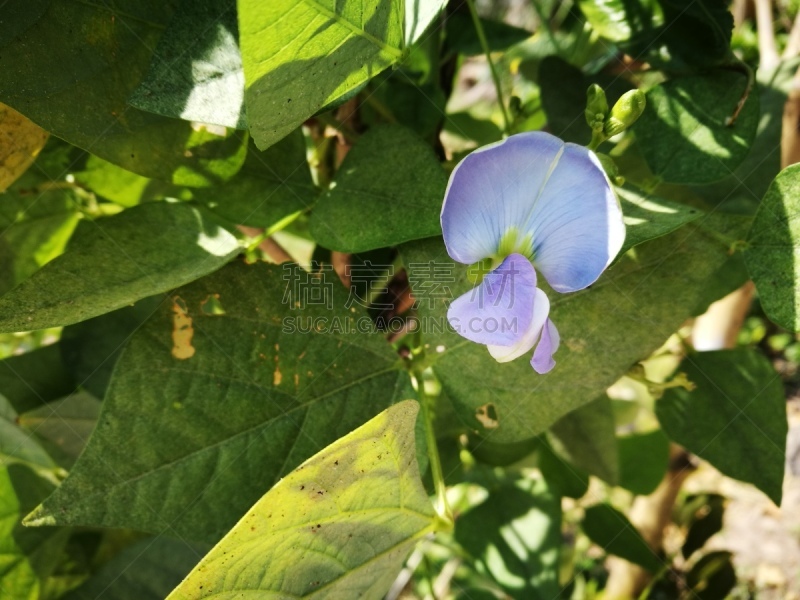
[603,89,646,137]
[585,84,609,129]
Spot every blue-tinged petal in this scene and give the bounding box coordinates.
[447,253,536,346]
[531,319,560,374]
[441,132,566,264]
[488,288,549,362]
[525,144,625,293]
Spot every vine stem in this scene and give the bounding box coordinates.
[465,0,512,135]
[412,369,454,530]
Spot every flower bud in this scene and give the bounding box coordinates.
[603,89,646,137]
[585,84,609,130]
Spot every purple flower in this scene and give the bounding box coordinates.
[441,131,625,373]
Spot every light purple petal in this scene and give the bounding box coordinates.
[441,132,566,264]
[526,145,625,293]
[446,253,537,346]
[487,288,549,362]
[531,318,561,374]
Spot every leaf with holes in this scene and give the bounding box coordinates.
[24,261,412,542]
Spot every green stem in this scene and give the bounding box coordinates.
[465,0,512,134]
[529,0,561,53]
[413,369,454,531]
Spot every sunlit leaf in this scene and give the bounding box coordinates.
[166,401,436,599]
[239,0,405,149]
[0,203,241,333]
[744,163,800,331]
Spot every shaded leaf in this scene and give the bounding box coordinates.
[445,13,530,56]
[657,0,733,69]
[240,0,405,150]
[538,442,590,499]
[193,130,316,228]
[616,186,703,258]
[744,163,800,331]
[0,465,68,600]
[0,345,76,414]
[634,70,759,184]
[685,551,736,600]
[129,0,245,130]
[18,393,101,467]
[0,202,241,333]
[311,125,446,252]
[549,396,619,484]
[682,494,725,559]
[582,503,662,572]
[25,261,411,542]
[617,429,669,495]
[455,477,561,599]
[64,538,206,600]
[60,297,162,399]
[0,1,247,184]
[166,401,436,599]
[657,349,787,504]
[0,396,59,476]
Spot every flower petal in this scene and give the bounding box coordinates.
[526,144,625,293]
[441,132,566,264]
[531,318,560,374]
[446,253,536,346]
[487,288,550,362]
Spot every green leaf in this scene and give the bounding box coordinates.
[60,297,162,399]
[193,130,316,228]
[538,442,590,499]
[310,125,446,252]
[129,0,245,130]
[744,163,800,331]
[401,213,748,443]
[74,156,187,208]
[681,494,725,559]
[617,429,669,495]
[657,0,733,69]
[25,261,411,542]
[18,393,101,468]
[64,538,205,600]
[656,349,787,504]
[634,70,759,184]
[406,0,447,46]
[693,60,800,211]
[239,0,405,150]
[0,465,69,600]
[0,203,241,333]
[576,0,659,43]
[445,13,530,56]
[685,551,736,600]
[166,401,435,599]
[616,186,703,258]
[454,477,562,600]
[582,503,662,572]
[0,1,247,184]
[549,396,619,484]
[0,345,76,414]
[0,396,59,477]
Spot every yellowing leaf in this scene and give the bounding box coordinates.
[0,103,48,192]
[167,400,436,600]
